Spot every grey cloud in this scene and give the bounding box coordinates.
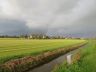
[0,19,29,35]
[0,0,96,37]
[0,18,48,35]
[47,10,96,37]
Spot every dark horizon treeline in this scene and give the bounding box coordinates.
[0,35,20,38]
[0,34,66,39]
[0,34,84,39]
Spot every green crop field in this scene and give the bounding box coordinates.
[52,40,96,72]
[0,38,86,64]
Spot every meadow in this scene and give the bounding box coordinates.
[52,40,96,72]
[0,38,86,64]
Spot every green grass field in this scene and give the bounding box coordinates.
[52,40,96,72]
[0,38,86,64]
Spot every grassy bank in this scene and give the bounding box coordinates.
[0,39,86,64]
[52,40,96,72]
[0,40,87,72]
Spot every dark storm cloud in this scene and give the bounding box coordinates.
[0,18,48,35]
[0,19,29,35]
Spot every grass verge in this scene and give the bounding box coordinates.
[0,42,87,72]
[52,40,96,72]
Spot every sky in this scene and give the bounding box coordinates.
[0,0,96,37]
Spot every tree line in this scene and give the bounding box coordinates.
[0,34,66,39]
[0,34,83,39]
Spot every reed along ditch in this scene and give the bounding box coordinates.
[0,42,87,72]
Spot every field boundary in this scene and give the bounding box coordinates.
[0,42,87,72]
